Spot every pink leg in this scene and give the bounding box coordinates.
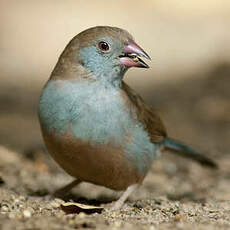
[112,184,139,210]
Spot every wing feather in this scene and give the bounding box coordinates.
[121,81,167,143]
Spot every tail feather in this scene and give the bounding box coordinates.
[162,138,218,169]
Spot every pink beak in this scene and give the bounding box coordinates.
[119,41,151,68]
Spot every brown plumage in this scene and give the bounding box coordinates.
[122,81,167,143]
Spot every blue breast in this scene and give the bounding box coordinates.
[39,80,158,173]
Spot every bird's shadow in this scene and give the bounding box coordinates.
[29,189,117,206]
[60,193,117,206]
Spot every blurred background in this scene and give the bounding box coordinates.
[0,0,230,156]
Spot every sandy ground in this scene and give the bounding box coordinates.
[0,62,230,230]
[0,1,230,229]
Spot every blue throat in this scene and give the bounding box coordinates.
[78,40,127,87]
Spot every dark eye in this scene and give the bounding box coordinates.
[98,41,110,51]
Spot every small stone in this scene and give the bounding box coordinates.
[110,212,116,218]
[9,212,16,219]
[78,212,86,218]
[133,203,143,210]
[68,219,75,226]
[174,214,184,222]
[10,195,16,200]
[149,226,156,230]
[55,212,64,219]
[1,205,9,212]
[55,198,64,204]
[19,196,26,201]
[114,221,121,227]
[50,199,62,208]
[14,198,20,203]
[23,209,32,218]
[16,214,23,220]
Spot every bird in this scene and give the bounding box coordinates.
[38,26,217,210]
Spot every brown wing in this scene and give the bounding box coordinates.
[121,81,167,143]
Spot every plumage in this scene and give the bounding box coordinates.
[121,82,167,143]
[38,26,217,209]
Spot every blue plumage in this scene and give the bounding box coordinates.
[39,79,157,174]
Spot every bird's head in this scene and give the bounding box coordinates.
[52,26,150,84]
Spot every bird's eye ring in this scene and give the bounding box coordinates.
[98,41,110,51]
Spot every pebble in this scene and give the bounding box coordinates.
[78,212,86,218]
[1,205,9,212]
[9,212,16,219]
[114,221,121,227]
[149,226,156,230]
[110,212,116,218]
[23,209,32,218]
[49,199,63,208]
[19,196,26,201]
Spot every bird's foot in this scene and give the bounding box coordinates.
[111,184,138,210]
